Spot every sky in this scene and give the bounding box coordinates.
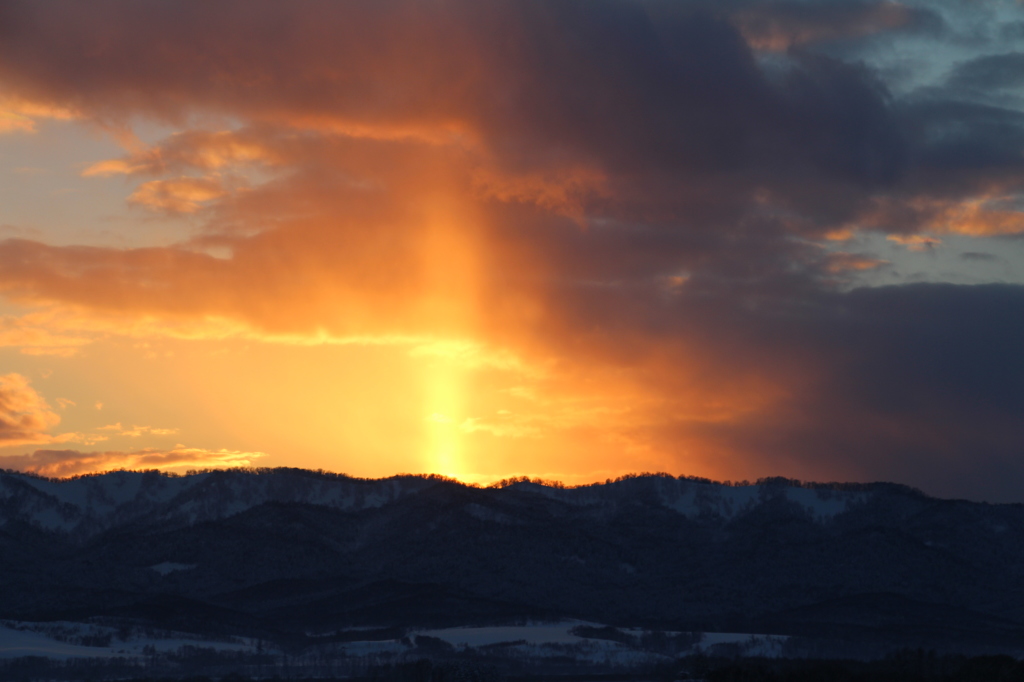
[1,0,1023,502]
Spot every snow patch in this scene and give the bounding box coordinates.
[696,632,788,657]
[784,487,859,520]
[0,624,119,660]
[0,621,259,660]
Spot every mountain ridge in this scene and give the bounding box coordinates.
[2,467,1022,656]
[1,467,944,540]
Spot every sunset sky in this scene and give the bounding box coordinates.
[1,0,1024,501]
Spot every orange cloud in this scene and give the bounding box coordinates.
[822,228,857,242]
[0,374,100,448]
[128,176,229,214]
[110,424,179,437]
[0,312,92,356]
[83,129,282,178]
[0,135,511,339]
[0,95,78,134]
[0,109,35,134]
[81,158,147,177]
[0,446,265,478]
[887,234,942,251]
[0,373,60,445]
[472,165,608,225]
[925,198,1024,237]
[848,193,1024,241]
[825,251,889,273]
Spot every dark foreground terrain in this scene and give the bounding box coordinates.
[2,468,1024,678]
[3,651,1024,682]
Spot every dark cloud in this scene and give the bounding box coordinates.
[658,284,1024,502]
[0,1,907,188]
[775,51,907,186]
[861,99,1024,241]
[904,100,1024,173]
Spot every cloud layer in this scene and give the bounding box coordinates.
[0,447,265,478]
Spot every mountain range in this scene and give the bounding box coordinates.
[2,468,1023,656]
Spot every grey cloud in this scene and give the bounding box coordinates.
[946,52,1024,93]
[960,252,996,262]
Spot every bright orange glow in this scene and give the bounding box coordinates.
[406,194,479,478]
[424,359,466,478]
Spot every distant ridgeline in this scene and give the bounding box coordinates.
[2,467,1024,660]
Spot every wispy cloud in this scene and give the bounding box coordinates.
[0,446,265,478]
[97,423,179,438]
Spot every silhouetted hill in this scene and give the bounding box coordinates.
[2,468,1023,654]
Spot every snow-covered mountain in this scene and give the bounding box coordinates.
[2,468,1023,656]
[0,468,884,538]
[0,468,436,537]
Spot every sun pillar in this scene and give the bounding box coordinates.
[417,194,481,479]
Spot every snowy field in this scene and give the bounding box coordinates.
[0,619,786,662]
[0,621,256,660]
